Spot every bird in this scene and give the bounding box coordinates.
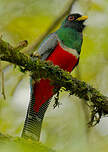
[21,13,88,141]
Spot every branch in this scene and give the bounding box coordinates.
[0,0,77,98]
[0,38,108,126]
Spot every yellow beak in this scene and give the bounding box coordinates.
[76,16,88,21]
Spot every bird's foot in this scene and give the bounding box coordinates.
[53,101,62,109]
[33,52,41,59]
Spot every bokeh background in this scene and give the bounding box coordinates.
[0,0,108,152]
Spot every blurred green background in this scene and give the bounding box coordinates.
[0,0,108,152]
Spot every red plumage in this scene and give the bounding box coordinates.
[33,43,78,112]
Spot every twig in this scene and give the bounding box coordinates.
[14,40,28,51]
[0,61,6,100]
[1,71,6,99]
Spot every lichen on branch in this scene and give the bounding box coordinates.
[0,38,108,126]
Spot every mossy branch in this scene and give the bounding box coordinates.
[0,38,108,126]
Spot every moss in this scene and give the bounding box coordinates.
[0,38,108,125]
[0,134,54,152]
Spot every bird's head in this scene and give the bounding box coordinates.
[62,13,88,32]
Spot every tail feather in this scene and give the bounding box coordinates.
[21,77,59,141]
[21,91,51,141]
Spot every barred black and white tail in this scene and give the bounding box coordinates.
[21,92,50,141]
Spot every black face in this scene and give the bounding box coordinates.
[63,13,87,32]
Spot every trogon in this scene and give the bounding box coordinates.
[21,13,88,141]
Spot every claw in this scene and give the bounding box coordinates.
[33,52,41,59]
[53,101,62,109]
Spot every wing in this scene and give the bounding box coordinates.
[37,33,58,60]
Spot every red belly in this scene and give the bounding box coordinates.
[33,44,78,112]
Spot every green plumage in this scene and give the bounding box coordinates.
[56,27,83,54]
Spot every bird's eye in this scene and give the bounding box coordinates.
[68,16,75,21]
